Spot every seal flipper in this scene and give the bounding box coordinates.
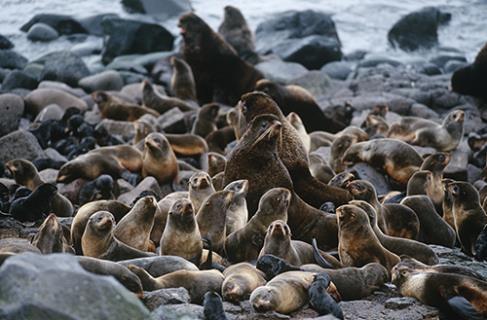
[447,296,484,320]
[200,238,225,272]
[203,291,228,320]
[312,238,333,269]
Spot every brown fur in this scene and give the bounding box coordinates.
[93,91,159,121]
[142,133,179,184]
[222,262,266,303]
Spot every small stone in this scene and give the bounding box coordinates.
[385,297,417,310]
[117,177,161,205]
[321,61,353,80]
[1,70,38,90]
[150,303,203,320]
[27,23,59,42]
[39,168,58,184]
[44,148,68,162]
[156,108,187,133]
[0,34,13,49]
[34,104,64,123]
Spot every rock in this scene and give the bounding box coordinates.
[58,178,86,204]
[444,139,469,181]
[33,104,64,123]
[321,61,353,80]
[345,50,368,61]
[388,7,451,51]
[96,119,135,140]
[101,17,174,65]
[79,70,124,92]
[143,288,191,311]
[0,130,45,163]
[23,63,44,80]
[467,164,482,184]
[256,58,308,84]
[385,297,418,310]
[117,177,161,205]
[71,40,103,57]
[79,13,119,36]
[444,60,468,73]
[0,94,24,137]
[256,10,342,69]
[0,217,35,239]
[0,253,150,320]
[20,14,87,35]
[27,23,59,42]
[0,34,13,49]
[38,80,86,98]
[151,304,203,320]
[409,103,439,120]
[1,70,38,90]
[44,147,68,162]
[119,71,147,85]
[430,245,487,279]
[39,168,58,184]
[24,88,88,115]
[156,108,187,133]
[358,56,402,68]
[121,0,191,21]
[0,50,28,70]
[0,68,9,82]
[416,62,442,76]
[38,51,90,87]
[291,71,332,98]
[429,54,466,69]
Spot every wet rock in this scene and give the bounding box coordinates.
[58,178,86,204]
[256,58,308,84]
[291,70,332,98]
[444,60,468,73]
[467,164,482,184]
[0,217,36,239]
[0,34,13,50]
[151,303,203,320]
[0,50,28,70]
[0,253,150,320]
[117,177,161,205]
[96,119,135,140]
[33,104,64,123]
[156,108,187,133]
[121,0,192,21]
[44,148,68,163]
[444,139,469,181]
[143,288,191,311]
[409,103,439,120]
[25,88,87,115]
[27,23,59,42]
[101,17,174,65]
[0,94,24,137]
[38,51,90,87]
[38,80,86,98]
[388,7,451,51]
[1,70,38,91]
[79,70,124,92]
[358,56,402,68]
[385,297,417,310]
[429,54,466,69]
[0,130,45,163]
[430,245,487,279]
[20,14,87,35]
[321,61,353,80]
[416,62,442,76]
[71,40,103,57]
[79,13,119,36]
[39,168,58,184]
[256,10,342,69]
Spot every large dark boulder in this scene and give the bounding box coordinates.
[27,23,59,42]
[79,13,119,36]
[20,14,88,35]
[0,50,28,70]
[255,10,342,69]
[0,34,13,49]
[101,17,174,65]
[121,0,191,21]
[388,7,451,51]
[1,70,38,91]
[37,51,90,87]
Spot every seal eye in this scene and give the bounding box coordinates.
[438,154,445,162]
[241,105,247,114]
[260,121,268,129]
[452,185,460,196]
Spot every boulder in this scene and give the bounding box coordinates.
[70,40,103,57]
[37,51,90,87]
[79,13,119,36]
[121,0,192,21]
[156,108,187,133]
[0,34,13,49]
[20,14,87,35]
[256,10,342,69]
[33,104,64,123]
[444,60,468,73]
[429,53,466,68]
[0,50,28,70]
[143,288,191,311]
[0,130,45,163]
[78,70,124,92]
[321,61,353,80]
[96,119,135,140]
[24,88,87,115]
[0,253,150,320]
[151,304,203,320]
[1,70,38,91]
[291,70,332,98]
[101,17,174,64]
[38,80,86,98]
[256,58,308,83]
[388,7,451,51]
[0,94,24,137]
[117,177,161,205]
[27,23,59,42]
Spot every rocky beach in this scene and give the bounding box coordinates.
[0,0,487,319]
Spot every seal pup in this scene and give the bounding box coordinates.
[207,152,227,177]
[287,112,310,153]
[142,132,179,185]
[203,291,228,320]
[191,103,220,138]
[420,152,450,211]
[31,213,69,254]
[8,183,57,222]
[189,171,215,213]
[223,179,249,235]
[93,91,159,121]
[170,57,197,101]
[222,262,266,303]
[308,272,344,319]
[142,80,195,113]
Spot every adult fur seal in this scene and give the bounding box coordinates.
[142,133,178,184]
[222,262,266,303]
[179,12,263,105]
[170,57,197,101]
[451,41,487,100]
[287,112,311,153]
[93,91,159,121]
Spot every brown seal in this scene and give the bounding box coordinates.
[92,91,159,121]
[451,41,487,100]
[309,126,368,152]
[159,198,203,265]
[179,12,263,105]
[142,80,195,113]
[441,178,456,229]
[165,133,209,157]
[206,126,236,155]
[128,264,224,304]
[142,132,179,184]
[350,200,439,265]
[32,213,72,254]
[189,171,215,212]
[113,196,158,252]
[287,112,310,153]
[259,220,341,268]
[336,204,400,273]
[330,134,359,173]
[361,113,389,138]
[222,262,266,303]
[170,56,197,101]
[191,103,220,139]
[150,192,188,244]
[387,110,464,152]
[223,179,249,235]
[224,187,290,263]
[342,138,423,185]
[309,154,335,184]
[448,181,487,256]
[420,152,450,209]
[133,119,154,145]
[207,152,227,177]
[81,211,154,261]
[71,199,131,254]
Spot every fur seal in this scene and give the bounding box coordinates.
[203,291,228,320]
[420,152,450,211]
[189,171,215,212]
[448,181,487,256]
[287,112,311,153]
[78,174,117,205]
[337,204,400,273]
[191,103,220,138]
[113,196,157,252]
[330,134,359,173]
[206,126,236,155]
[224,187,290,263]
[451,41,487,100]
[118,256,198,277]
[81,211,154,261]
[308,272,344,319]
[142,132,179,185]
[179,12,263,105]
[392,264,487,319]
[142,80,195,114]
[6,159,73,217]
[255,79,342,133]
[387,110,464,152]
[222,262,266,303]
[309,154,335,184]
[8,183,58,222]
[361,113,389,138]
[475,224,487,261]
[223,179,249,235]
[159,198,203,265]
[442,178,456,229]
[401,195,456,247]
[128,265,224,304]
[164,133,209,157]
[32,213,71,254]
[93,91,159,121]
[342,138,423,185]
[207,152,227,177]
[170,56,197,101]
[350,200,439,265]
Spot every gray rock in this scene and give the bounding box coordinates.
[121,0,191,21]
[0,34,13,49]
[117,176,161,205]
[256,58,308,84]
[444,139,469,181]
[79,70,124,92]
[23,63,45,80]
[118,256,198,277]
[0,130,45,162]
[34,104,64,123]
[156,108,187,133]
[79,13,119,36]
[0,68,9,82]
[429,54,466,68]
[1,70,38,90]
[44,147,68,162]
[143,288,191,311]
[409,103,439,120]
[38,80,86,97]
[27,23,59,42]
[119,71,147,85]
[70,39,103,57]
[467,164,482,184]
[444,60,468,73]
[290,71,332,98]
[96,119,135,140]
[21,14,87,35]
[24,88,88,115]
[430,245,487,279]
[321,61,353,80]
[58,178,86,204]
[341,298,438,320]
[0,50,28,70]
[0,253,150,320]
[38,51,90,87]
[39,168,58,184]
[416,62,442,76]
[0,94,24,137]
[385,297,418,310]
[358,56,402,68]
[151,304,203,320]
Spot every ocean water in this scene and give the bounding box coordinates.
[1,0,486,62]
